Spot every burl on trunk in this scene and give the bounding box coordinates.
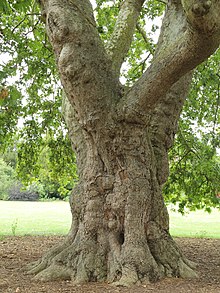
[27,0,220,286]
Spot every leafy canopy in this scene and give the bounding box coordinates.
[0,0,219,211]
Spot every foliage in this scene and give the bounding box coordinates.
[0,158,16,200]
[0,0,77,198]
[164,49,220,213]
[2,139,77,200]
[16,133,77,199]
[0,134,77,199]
[0,0,219,211]
[25,140,77,199]
[8,181,39,201]
[165,132,220,213]
[1,145,17,168]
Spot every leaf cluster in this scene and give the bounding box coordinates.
[164,49,220,212]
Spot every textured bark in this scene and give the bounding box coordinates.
[29,0,220,286]
[28,103,197,284]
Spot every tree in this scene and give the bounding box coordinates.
[0,158,16,200]
[165,49,220,212]
[1,0,220,286]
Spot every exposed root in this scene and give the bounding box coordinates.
[25,260,41,272]
[27,233,198,286]
[178,259,198,279]
[27,259,48,275]
[113,266,140,287]
[26,235,75,276]
[34,264,72,282]
[26,211,198,286]
[183,257,197,270]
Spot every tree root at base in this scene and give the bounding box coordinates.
[26,237,198,287]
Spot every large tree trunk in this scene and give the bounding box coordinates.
[27,102,197,285]
[27,78,197,285]
[29,0,220,286]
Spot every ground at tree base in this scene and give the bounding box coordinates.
[0,236,219,293]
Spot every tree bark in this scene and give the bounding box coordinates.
[27,95,197,284]
[28,0,220,286]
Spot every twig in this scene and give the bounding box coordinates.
[12,13,41,33]
[136,23,155,55]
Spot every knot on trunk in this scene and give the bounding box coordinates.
[192,0,212,16]
[47,12,69,41]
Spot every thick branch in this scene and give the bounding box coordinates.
[117,0,220,122]
[39,0,119,126]
[106,0,145,77]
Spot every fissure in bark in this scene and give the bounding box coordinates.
[28,0,220,286]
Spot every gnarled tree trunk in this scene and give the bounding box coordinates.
[28,0,220,286]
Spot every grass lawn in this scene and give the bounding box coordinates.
[0,201,72,236]
[0,201,219,238]
[169,207,220,238]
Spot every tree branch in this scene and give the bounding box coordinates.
[117,0,220,123]
[106,0,145,77]
[136,22,155,55]
[39,0,120,125]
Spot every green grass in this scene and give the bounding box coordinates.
[169,207,220,238]
[0,201,219,238]
[0,201,72,236]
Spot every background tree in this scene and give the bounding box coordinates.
[0,136,77,200]
[165,49,220,212]
[0,157,16,200]
[0,0,220,286]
